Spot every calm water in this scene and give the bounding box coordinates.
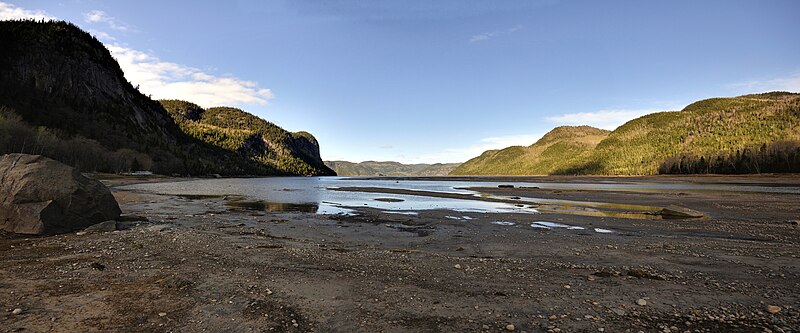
[120,177,800,217]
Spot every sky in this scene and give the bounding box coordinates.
[2,0,799,164]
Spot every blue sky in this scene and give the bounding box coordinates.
[2,0,799,163]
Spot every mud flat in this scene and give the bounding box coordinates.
[1,175,799,332]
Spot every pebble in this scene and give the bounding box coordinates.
[506,324,515,331]
[158,312,167,317]
[637,298,647,306]
[453,264,462,269]
[767,305,781,314]
[12,308,23,315]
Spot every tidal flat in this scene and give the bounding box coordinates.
[1,175,799,332]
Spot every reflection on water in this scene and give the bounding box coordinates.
[227,200,318,213]
[121,176,796,219]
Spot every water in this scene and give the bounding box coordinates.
[120,176,799,218]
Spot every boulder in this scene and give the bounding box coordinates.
[660,205,705,219]
[0,154,121,234]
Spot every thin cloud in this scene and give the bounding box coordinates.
[469,24,522,43]
[0,2,55,20]
[107,44,274,108]
[83,10,132,31]
[546,108,669,130]
[729,72,800,94]
[407,133,544,164]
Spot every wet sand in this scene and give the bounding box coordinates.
[1,175,799,332]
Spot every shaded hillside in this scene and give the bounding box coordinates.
[0,20,332,176]
[325,160,460,176]
[453,92,800,175]
[160,100,333,176]
[451,126,610,175]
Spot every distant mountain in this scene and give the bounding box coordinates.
[452,92,800,175]
[0,20,333,176]
[325,160,460,176]
[452,126,610,175]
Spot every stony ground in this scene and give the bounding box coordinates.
[1,176,799,332]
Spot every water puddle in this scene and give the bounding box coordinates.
[383,211,419,216]
[531,221,585,230]
[491,221,516,226]
[530,221,615,234]
[226,199,356,216]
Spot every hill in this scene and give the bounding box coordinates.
[452,93,800,175]
[0,20,333,176]
[325,161,460,176]
[159,100,333,176]
[451,126,610,175]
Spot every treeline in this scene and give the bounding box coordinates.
[0,107,155,173]
[659,141,800,174]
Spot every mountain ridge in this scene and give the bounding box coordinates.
[0,20,333,176]
[325,160,460,176]
[452,92,800,175]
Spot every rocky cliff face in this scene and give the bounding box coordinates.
[0,20,178,148]
[0,20,333,176]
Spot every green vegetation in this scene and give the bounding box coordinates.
[0,20,333,176]
[451,126,610,175]
[452,92,800,175]
[160,100,333,176]
[659,141,800,174]
[325,161,461,176]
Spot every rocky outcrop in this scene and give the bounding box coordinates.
[660,205,705,219]
[0,154,121,234]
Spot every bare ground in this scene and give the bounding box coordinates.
[1,176,799,333]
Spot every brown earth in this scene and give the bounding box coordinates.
[1,175,799,332]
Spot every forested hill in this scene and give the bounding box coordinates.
[452,92,800,175]
[325,160,460,176]
[0,20,333,176]
[160,100,333,176]
[451,126,611,175]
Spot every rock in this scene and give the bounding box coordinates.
[12,308,23,315]
[636,298,647,306]
[158,312,167,317]
[453,264,462,269]
[767,305,781,314]
[148,224,172,232]
[506,324,515,331]
[82,220,118,233]
[0,154,121,234]
[498,184,515,188]
[90,262,106,271]
[660,205,704,219]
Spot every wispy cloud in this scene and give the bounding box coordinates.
[107,45,274,108]
[83,10,131,31]
[0,2,55,21]
[729,72,800,94]
[469,24,522,43]
[546,108,671,130]
[407,133,543,163]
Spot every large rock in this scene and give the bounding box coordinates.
[0,154,121,234]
